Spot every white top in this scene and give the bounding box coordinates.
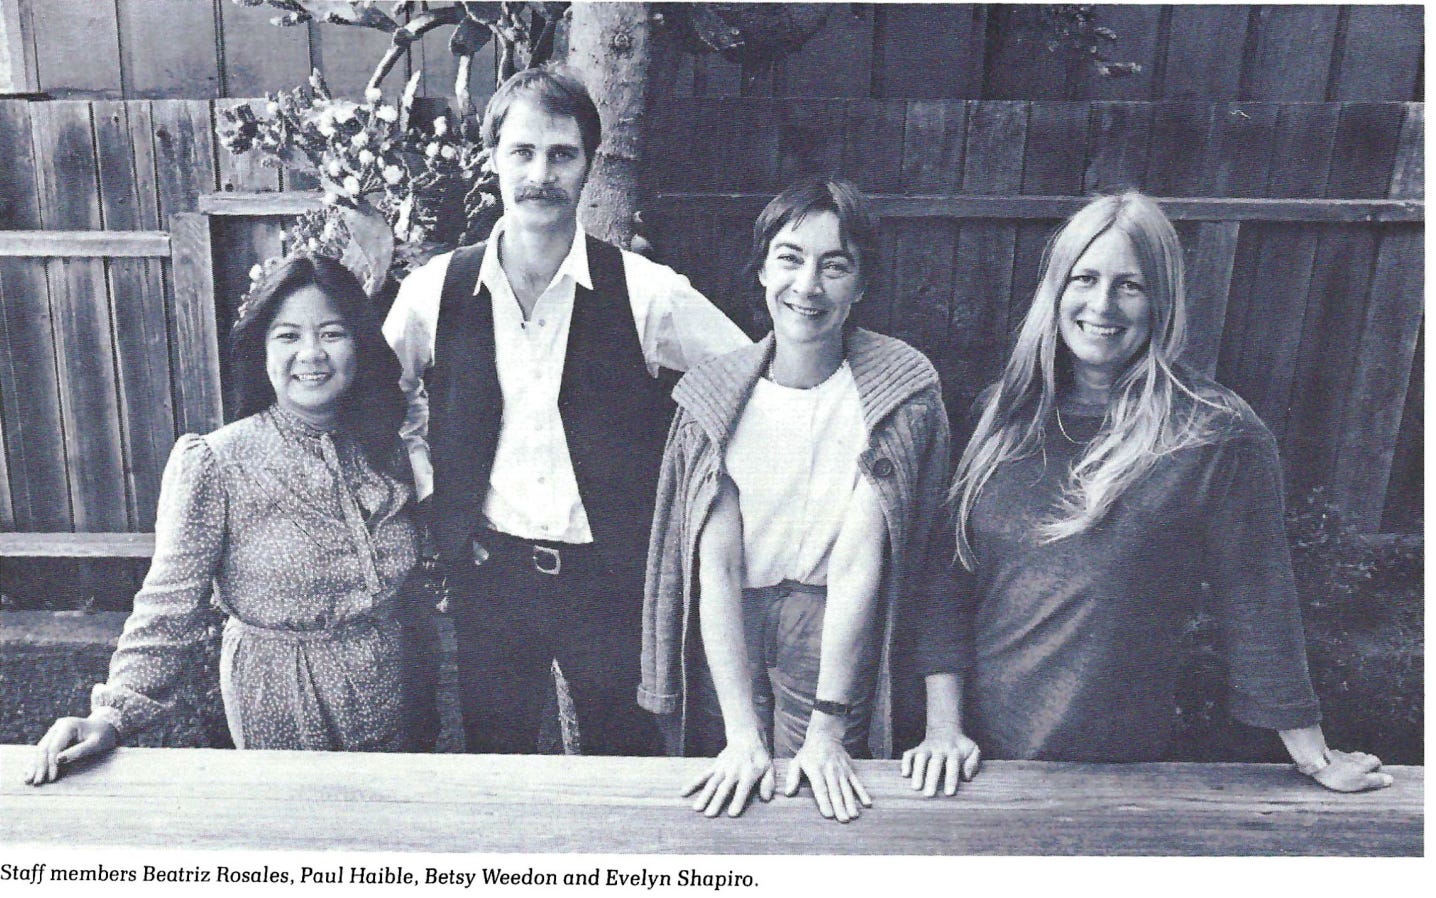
[382,218,750,543]
[724,362,868,588]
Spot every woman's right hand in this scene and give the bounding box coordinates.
[24,716,119,786]
[681,733,775,817]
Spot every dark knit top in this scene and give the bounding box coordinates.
[960,384,1321,761]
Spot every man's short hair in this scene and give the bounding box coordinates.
[481,64,602,162]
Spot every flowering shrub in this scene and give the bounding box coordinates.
[218,69,497,293]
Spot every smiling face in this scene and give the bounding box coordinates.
[759,210,862,353]
[491,98,589,232]
[1057,228,1152,392]
[265,285,357,428]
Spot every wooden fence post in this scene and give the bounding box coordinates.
[168,212,223,436]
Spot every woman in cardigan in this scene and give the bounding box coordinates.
[26,255,436,784]
[948,192,1390,791]
[640,178,980,822]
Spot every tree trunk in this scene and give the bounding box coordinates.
[567,1,653,248]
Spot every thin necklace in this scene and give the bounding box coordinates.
[1054,406,1080,444]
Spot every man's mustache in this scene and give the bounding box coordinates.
[515,186,570,202]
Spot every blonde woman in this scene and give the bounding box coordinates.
[949,193,1390,792]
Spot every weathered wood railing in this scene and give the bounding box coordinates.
[0,746,1421,856]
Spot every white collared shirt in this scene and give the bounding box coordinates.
[382,218,750,543]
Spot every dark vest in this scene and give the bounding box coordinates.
[426,236,674,581]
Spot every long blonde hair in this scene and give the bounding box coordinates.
[950,193,1231,568]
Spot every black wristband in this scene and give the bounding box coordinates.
[812,699,851,718]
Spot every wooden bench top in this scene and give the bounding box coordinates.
[0,746,1421,856]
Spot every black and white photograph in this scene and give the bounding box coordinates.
[0,0,1423,887]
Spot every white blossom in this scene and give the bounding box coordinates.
[358,149,375,166]
[351,131,369,148]
[440,145,456,160]
[327,160,344,178]
[364,87,383,104]
[343,175,361,196]
[375,105,398,123]
[383,165,404,185]
[433,116,448,137]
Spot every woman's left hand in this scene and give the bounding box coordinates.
[901,726,981,796]
[1306,749,1395,793]
[783,731,872,823]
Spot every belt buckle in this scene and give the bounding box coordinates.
[532,545,561,576]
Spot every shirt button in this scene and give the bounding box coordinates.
[872,458,895,478]
[538,476,546,485]
[313,612,328,627]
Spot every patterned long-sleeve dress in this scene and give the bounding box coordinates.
[89,406,429,751]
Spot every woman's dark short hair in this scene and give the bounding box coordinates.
[480,64,602,163]
[230,254,410,482]
[744,177,879,290]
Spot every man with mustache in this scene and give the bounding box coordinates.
[383,66,748,755]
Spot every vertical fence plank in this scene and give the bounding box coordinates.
[1144,102,1215,195]
[1084,101,1153,193]
[1332,6,1424,102]
[983,7,1077,100]
[307,18,397,101]
[93,99,173,529]
[1202,102,1278,196]
[169,213,223,436]
[218,0,312,98]
[24,0,122,98]
[1180,221,1240,377]
[727,98,780,193]
[873,4,984,99]
[30,100,127,531]
[900,100,964,195]
[777,99,844,183]
[0,99,68,531]
[115,0,220,99]
[950,101,1027,412]
[1161,5,1249,100]
[1242,5,1340,101]
[1331,223,1424,530]
[842,99,906,194]
[777,4,873,99]
[1326,103,1407,198]
[1229,104,1339,442]
[150,99,219,221]
[1380,324,1422,532]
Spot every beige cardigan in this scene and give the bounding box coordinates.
[638,328,965,759]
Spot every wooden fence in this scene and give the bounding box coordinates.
[1,3,1423,104]
[0,96,1425,540]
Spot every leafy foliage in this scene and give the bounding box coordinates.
[218,69,498,295]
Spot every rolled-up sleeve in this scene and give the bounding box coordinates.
[1205,430,1322,731]
[624,252,751,376]
[91,434,227,737]
[382,255,449,501]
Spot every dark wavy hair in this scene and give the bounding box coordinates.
[230,254,410,483]
[742,177,878,331]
